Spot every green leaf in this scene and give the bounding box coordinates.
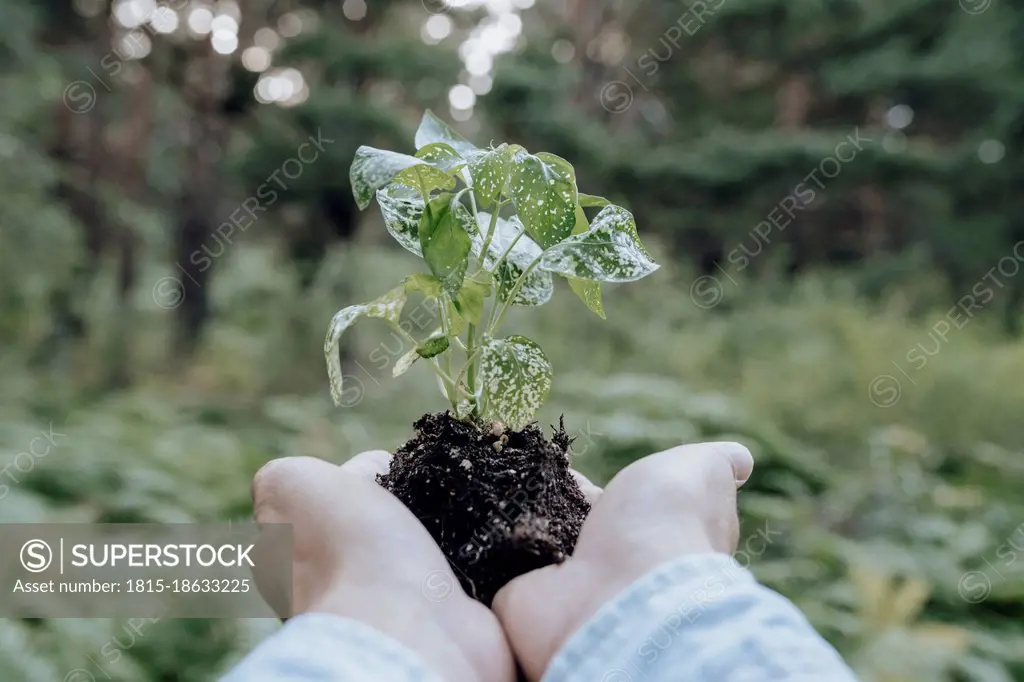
[414,110,478,157]
[417,335,451,359]
[473,212,553,306]
[567,205,605,318]
[446,299,466,337]
[509,149,578,248]
[479,335,553,430]
[578,193,611,207]
[467,145,512,207]
[538,204,659,282]
[377,185,424,256]
[350,146,440,210]
[569,277,606,318]
[403,273,443,298]
[454,270,493,325]
[393,163,456,197]
[324,286,408,406]
[416,142,466,174]
[419,195,472,296]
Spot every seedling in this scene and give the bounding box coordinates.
[324,111,659,429]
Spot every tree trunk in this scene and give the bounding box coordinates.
[173,44,231,358]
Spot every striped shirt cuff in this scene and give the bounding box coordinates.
[221,613,445,682]
[541,554,859,682]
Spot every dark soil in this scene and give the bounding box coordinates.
[378,412,591,606]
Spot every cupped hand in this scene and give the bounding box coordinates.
[250,451,516,682]
[493,442,755,681]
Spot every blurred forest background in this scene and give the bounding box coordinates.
[2,0,1024,680]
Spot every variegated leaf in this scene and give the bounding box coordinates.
[539,205,659,283]
[325,286,408,406]
[414,110,478,157]
[393,162,455,197]
[324,304,368,407]
[509,149,578,248]
[351,146,440,210]
[467,145,512,207]
[473,212,553,306]
[416,142,466,174]
[567,204,605,318]
[365,285,407,326]
[479,335,552,431]
[377,185,424,256]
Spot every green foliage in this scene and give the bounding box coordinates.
[418,194,473,296]
[472,213,553,306]
[4,251,1024,681]
[508,150,578,249]
[334,111,660,428]
[8,0,1024,678]
[466,145,514,207]
[350,147,437,210]
[539,205,659,283]
[378,186,426,256]
[478,335,552,430]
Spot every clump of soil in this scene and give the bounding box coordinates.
[378,412,591,605]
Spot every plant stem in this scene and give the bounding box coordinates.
[487,253,544,337]
[438,294,457,409]
[490,226,526,273]
[465,322,477,411]
[476,207,501,271]
[455,344,481,403]
[391,323,458,406]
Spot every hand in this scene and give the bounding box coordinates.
[251,452,516,682]
[493,442,755,680]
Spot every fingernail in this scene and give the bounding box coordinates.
[706,441,754,486]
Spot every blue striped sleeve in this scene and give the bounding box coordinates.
[541,554,859,682]
[221,613,446,682]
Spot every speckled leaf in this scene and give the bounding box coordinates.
[467,145,512,207]
[566,205,605,318]
[539,205,659,283]
[393,162,456,197]
[454,270,493,325]
[473,212,552,306]
[419,195,472,297]
[377,185,424,256]
[324,286,408,406]
[479,335,552,430]
[324,304,367,406]
[417,334,450,359]
[416,142,466,174]
[351,146,436,210]
[365,285,407,326]
[414,110,478,157]
[578,193,610,207]
[509,150,578,248]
